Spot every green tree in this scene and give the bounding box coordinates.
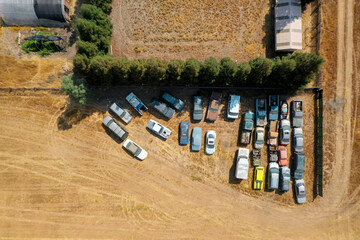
[61,74,88,104]
[84,0,112,14]
[81,4,110,26]
[234,62,251,86]
[218,57,237,86]
[143,57,168,85]
[87,55,114,85]
[128,59,146,85]
[166,59,185,85]
[111,58,131,85]
[181,58,201,85]
[268,56,296,87]
[249,57,274,86]
[73,54,90,73]
[76,40,98,58]
[198,57,220,86]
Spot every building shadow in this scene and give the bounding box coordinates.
[262,0,276,58]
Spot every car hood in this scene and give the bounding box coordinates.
[136,149,148,160]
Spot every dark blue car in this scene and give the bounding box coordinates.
[179,121,189,145]
[162,92,185,111]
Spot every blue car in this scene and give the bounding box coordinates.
[162,92,185,111]
[191,127,202,151]
[179,121,190,145]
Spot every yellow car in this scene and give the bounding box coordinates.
[253,167,265,190]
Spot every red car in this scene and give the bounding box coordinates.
[206,92,222,121]
[278,146,288,166]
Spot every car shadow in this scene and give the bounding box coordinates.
[229,153,241,184]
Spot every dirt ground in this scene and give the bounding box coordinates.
[0,0,359,239]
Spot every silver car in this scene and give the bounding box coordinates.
[109,102,133,124]
[280,167,291,192]
[235,148,250,179]
[146,119,171,140]
[267,162,279,190]
[293,127,304,152]
[102,115,129,141]
[280,119,290,145]
[254,127,265,149]
[295,179,306,204]
[205,130,216,155]
[191,127,202,151]
[123,139,148,160]
[193,96,203,121]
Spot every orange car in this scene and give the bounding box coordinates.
[278,146,288,166]
[206,92,222,121]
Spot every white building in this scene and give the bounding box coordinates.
[0,0,70,27]
[275,0,302,51]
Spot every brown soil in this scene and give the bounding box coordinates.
[0,0,359,239]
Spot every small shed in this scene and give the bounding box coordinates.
[275,0,302,52]
[0,0,70,27]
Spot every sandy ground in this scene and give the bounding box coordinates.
[0,0,359,239]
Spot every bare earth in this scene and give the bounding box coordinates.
[0,0,359,239]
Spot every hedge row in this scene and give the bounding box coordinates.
[74,53,324,91]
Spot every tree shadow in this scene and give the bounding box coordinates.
[67,0,84,46]
[262,0,276,58]
[101,124,124,144]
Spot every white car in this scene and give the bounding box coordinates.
[123,139,148,160]
[254,127,265,149]
[227,95,240,119]
[235,148,249,179]
[295,179,306,204]
[293,127,304,152]
[146,119,171,140]
[205,130,216,155]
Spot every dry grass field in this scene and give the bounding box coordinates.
[0,0,359,239]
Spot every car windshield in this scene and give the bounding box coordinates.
[153,124,163,133]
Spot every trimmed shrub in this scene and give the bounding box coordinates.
[73,54,90,74]
[61,74,88,104]
[111,58,131,85]
[84,0,112,14]
[128,59,146,85]
[143,57,168,85]
[268,56,297,87]
[181,58,202,86]
[198,57,220,86]
[249,57,274,86]
[166,59,185,85]
[218,57,237,86]
[76,40,98,58]
[87,55,114,85]
[234,62,251,86]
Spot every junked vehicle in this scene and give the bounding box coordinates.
[151,99,175,119]
[205,130,216,155]
[162,92,185,111]
[240,111,255,145]
[102,115,129,141]
[109,102,133,124]
[278,145,288,166]
[280,100,289,119]
[256,98,267,126]
[253,166,265,190]
[254,127,265,149]
[279,119,291,145]
[191,127,202,151]
[252,149,261,166]
[267,162,280,190]
[227,94,240,119]
[206,92,222,121]
[123,139,148,160]
[291,100,303,127]
[268,95,279,121]
[193,96,203,121]
[126,92,148,115]
[179,121,190,145]
[268,145,278,162]
[146,119,171,140]
[280,167,291,192]
[292,152,305,179]
[235,148,250,179]
[295,179,306,204]
[267,120,279,146]
[293,127,304,152]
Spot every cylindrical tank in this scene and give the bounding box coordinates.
[0,0,69,27]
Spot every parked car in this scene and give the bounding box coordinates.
[267,162,280,190]
[126,92,148,115]
[268,145,278,162]
[253,166,265,190]
[293,127,304,152]
[240,111,255,145]
[252,149,261,166]
[235,148,250,179]
[291,100,303,127]
[292,152,305,179]
[179,121,190,145]
[151,99,175,119]
[193,96,203,121]
[268,95,279,121]
[256,98,267,126]
[227,95,240,119]
[278,145,288,166]
[146,119,171,140]
[123,139,148,160]
[267,120,279,146]
[254,127,265,149]
[205,130,216,155]
[109,102,133,124]
[191,127,202,151]
[279,119,290,145]
[162,92,185,111]
[295,179,306,204]
[280,167,291,192]
[206,92,222,121]
[280,100,289,119]
[102,115,129,141]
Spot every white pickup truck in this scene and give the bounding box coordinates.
[235,148,250,179]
